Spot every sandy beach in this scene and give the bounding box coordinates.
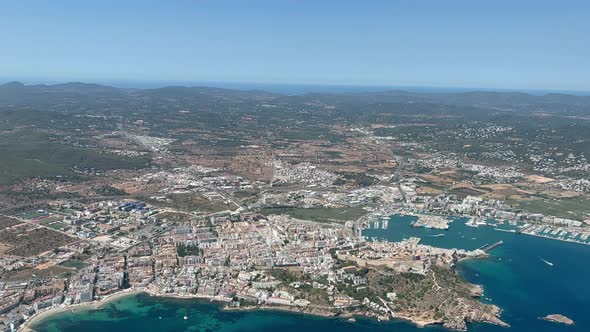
[19,288,236,332]
[19,289,146,332]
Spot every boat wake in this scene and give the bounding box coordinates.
[539,257,554,266]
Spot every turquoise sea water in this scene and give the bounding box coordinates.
[33,215,590,332]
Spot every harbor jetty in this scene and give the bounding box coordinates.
[479,241,504,253]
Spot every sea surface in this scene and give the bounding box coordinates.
[33,215,590,332]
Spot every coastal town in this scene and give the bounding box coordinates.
[0,151,588,331]
[0,82,588,332]
[1,203,503,332]
[3,1,590,330]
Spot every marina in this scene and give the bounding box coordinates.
[520,224,590,246]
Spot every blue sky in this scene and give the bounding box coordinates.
[1,0,589,91]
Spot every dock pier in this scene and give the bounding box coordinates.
[480,240,504,252]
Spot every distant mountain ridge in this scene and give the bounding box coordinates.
[1,81,589,115]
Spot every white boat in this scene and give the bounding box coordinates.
[494,228,516,233]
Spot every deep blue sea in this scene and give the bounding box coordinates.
[33,215,590,332]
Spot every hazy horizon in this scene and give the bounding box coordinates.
[1,0,589,92]
[3,77,590,96]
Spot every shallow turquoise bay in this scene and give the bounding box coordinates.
[34,215,590,331]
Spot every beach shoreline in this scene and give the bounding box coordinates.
[19,289,145,332]
[20,285,507,332]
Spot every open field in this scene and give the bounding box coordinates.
[143,193,237,213]
[39,215,65,224]
[59,259,90,270]
[0,132,151,185]
[0,243,13,255]
[509,196,590,221]
[261,206,368,223]
[0,225,77,257]
[0,216,22,228]
[1,265,74,281]
[46,222,68,230]
[153,211,193,223]
[18,211,48,220]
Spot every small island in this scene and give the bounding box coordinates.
[541,314,574,326]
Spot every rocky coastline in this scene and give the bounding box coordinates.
[541,314,574,326]
[20,286,508,332]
